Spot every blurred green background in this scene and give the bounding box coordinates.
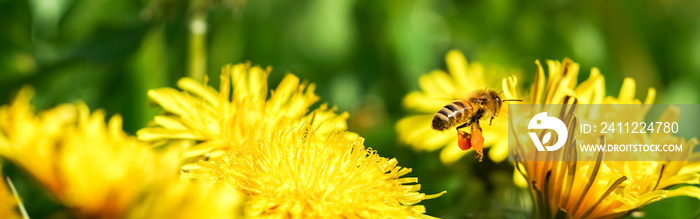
[2,0,700,218]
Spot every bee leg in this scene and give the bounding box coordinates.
[455,123,468,136]
[456,128,470,138]
[455,122,470,130]
[473,120,482,131]
[489,116,494,126]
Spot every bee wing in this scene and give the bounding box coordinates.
[432,96,462,101]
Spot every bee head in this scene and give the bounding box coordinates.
[487,89,503,116]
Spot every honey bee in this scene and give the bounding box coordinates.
[431,89,521,161]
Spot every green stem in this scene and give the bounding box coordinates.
[6,177,29,219]
[188,12,207,81]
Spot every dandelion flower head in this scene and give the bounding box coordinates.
[140,62,445,218]
[189,124,445,218]
[0,87,241,218]
[506,58,700,218]
[138,63,351,162]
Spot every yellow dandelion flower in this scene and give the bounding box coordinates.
[137,63,351,162]
[397,50,517,164]
[507,59,700,218]
[0,88,75,194]
[188,123,445,218]
[126,180,242,219]
[500,58,653,105]
[0,87,241,218]
[142,63,445,217]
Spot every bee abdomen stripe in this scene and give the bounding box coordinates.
[434,113,449,121]
[445,104,458,112]
[438,108,452,116]
[453,101,466,109]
